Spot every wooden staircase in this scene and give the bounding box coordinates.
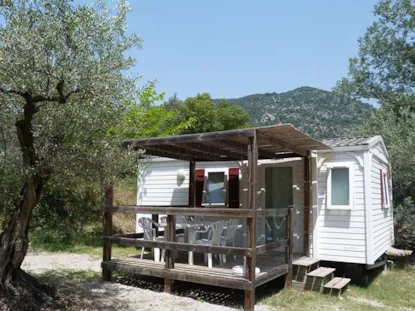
[292,257,351,296]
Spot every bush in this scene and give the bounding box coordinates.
[394,197,415,250]
[31,177,101,245]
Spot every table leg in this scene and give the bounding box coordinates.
[188,227,194,265]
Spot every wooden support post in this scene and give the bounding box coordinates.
[102,185,114,281]
[189,160,196,207]
[245,131,258,311]
[164,214,176,293]
[303,153,311,257]
[152,214,159,237]
[285,208,294,289]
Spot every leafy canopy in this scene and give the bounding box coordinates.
[0,0,143,212]
[164,93,250,134]
[335,0,415,111]
[335,0,415,247]
[110,82,192,139]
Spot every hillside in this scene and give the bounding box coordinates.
[215,87,375,139]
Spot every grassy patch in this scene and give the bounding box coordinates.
[31,241,141,258]
[30,223,141,257]
[33,269,101,286]
[349,268,415,309]
[30,175,139,256]
[261,268,415,311]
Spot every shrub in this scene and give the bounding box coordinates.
[394,197,415,250]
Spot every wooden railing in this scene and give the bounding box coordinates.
[102,197,294,309]
[106,205,254,218]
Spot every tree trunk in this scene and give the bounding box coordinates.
[0,176,56,309]
[0,99,56,309]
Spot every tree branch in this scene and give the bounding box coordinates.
[0,85,29,99]
[1,82,82,104]
[32,83,82,104]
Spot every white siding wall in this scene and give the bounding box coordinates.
[371,144,394,262]
[316,152,367,264]
[136,159,245,243]
[136,158,305,251]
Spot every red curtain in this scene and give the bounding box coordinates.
[228,168,240,208]
[380,169,384,210]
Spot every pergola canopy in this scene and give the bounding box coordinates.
[123,124,330,162]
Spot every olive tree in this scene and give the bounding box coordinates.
[0,0,141,308]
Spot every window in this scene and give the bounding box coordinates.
[197,168,239,207]
[381,170,390,209]
[327,165,353,209]
[206,172,226,204]
[202,171,227,206]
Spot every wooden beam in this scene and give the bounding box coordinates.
[188,160,196,207]
[124,128,255,147]
[261,134,308,157]
[245,130,258,311]
[142,147,196,161]
[101,261,253,290]
[304,154,311,257]
[285,208,294,289]
[255,240,288,255]
[102,185,114,281]
[176,142,245,160]
[103,236,253,256]
[106,206,254,218]
[150,144,231,161]
[214,139,294,160]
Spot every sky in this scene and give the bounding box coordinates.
[124,0,378,100]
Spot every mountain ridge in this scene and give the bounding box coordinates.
[214,86,374,139]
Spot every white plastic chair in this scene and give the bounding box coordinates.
[137,217,164,261]
[220,219,239,264]
[192,221,226,268]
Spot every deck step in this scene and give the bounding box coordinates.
[293,257,320,267]
[324,277,351,290]
[307,267,336,278]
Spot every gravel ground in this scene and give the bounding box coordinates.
[22,252,276,311]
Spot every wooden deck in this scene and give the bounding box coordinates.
[102,250,291,290]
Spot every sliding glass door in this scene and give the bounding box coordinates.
[265,167,293,243]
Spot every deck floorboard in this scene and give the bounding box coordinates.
[102,250,298,290]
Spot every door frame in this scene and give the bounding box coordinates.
[258,159,303,253]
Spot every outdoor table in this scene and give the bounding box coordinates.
[159,220,209,265]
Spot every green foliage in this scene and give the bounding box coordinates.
[394,198,415,249]
[335,0,415,247]
[165,93,250,134]
[0,0,146,266]
[354,106,415,203]
[109,82,191,139]
[335,0,415,112]
[216,87,374,139]
[31,177,101,244]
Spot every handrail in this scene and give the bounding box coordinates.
[105,205,254,218]
[103,236,253,257]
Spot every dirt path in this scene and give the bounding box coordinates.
[22,252,272,311]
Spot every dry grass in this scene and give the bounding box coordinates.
[112,177,137,234]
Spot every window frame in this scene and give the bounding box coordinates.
[201,168,228,207]
[382,171,391,209]
[326,163,354,210]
